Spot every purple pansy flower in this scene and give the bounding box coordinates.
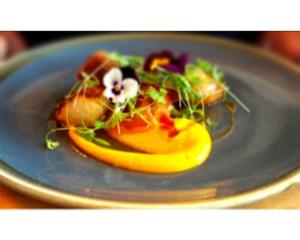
[144,50,188,74]
[103,67,140,103]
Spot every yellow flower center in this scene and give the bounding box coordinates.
[114,84,121,92]
[150,58,170,71]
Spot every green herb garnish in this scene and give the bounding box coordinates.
[77,119,110,146]
[46,139,60,150]
[107,52,144,68]
[45,128,69,150]
[223,86,250,113]
[107,52,129,67]
[147,87,167,104]
[196,59,214,74]
[212,66,224,82]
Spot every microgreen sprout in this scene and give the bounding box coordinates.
[45,127,69,150]
[223,85,250,113]
[76,119,110,147]
[147,87,167,104]
[107,52,144,68]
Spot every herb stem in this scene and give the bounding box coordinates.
[88,59,109,79]
[45,127,70,140]
[225,88,250,113]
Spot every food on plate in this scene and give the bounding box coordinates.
[46,50,249,173]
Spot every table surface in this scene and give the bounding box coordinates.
[1,183,300,209]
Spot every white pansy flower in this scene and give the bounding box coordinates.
[103,68,139,103]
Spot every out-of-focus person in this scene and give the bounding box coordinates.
[260,31,300,64]
[0,32,26,62]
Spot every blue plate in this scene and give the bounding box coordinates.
[0,33,300,208]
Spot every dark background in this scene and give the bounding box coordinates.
[2,32,300,64]
[21,32,261,47]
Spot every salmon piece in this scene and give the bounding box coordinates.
[77,51,118,83]
[108,91,175,134]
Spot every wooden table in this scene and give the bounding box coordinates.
[1,183,300,209]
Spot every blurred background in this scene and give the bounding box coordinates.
[1,31,300,64]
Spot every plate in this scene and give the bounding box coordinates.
[0,33,300,208]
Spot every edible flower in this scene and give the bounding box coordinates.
[144,50,188,74]
[103,67,140,103]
